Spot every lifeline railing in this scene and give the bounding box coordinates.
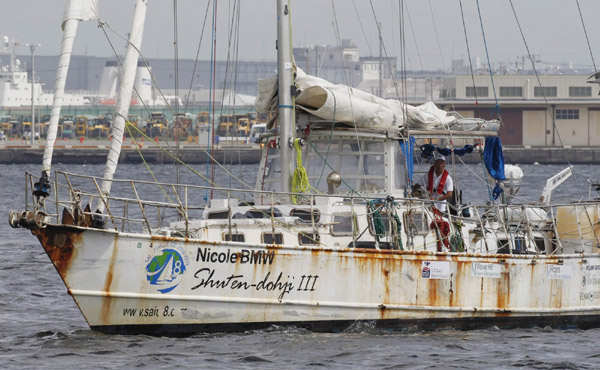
[23,171,600,255]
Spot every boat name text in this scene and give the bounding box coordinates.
[197,247,275,265]
[191,268,318,301]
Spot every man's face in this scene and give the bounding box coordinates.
[434,159,446,172]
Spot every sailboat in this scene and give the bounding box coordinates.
[9,0,600,335]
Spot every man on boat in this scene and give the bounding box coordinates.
[413,152,454,213]
[412,152,455,251]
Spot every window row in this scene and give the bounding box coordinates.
[221,210,433,246]
[223,232,320,245]
[465,86,593,98]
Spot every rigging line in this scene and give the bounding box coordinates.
[403,1,424,73]
[97,19,181,159]
[99,20,176,150]
[399,0,408,113]
[331,0,368,190]
[215,0,240,189]
[183,0,212,114]
[126,121,253,189]
[575,0,597,72]
[306,139,365,200]
[226,1,242,190]
[398,1,413,192]
[125,123,176,205]
[98,16,251,191]
[426,0,446,70]
[390,0,396,61]
[174,0,181,193]
[99,21,181,210]
[210,0,220,200]
[507,0,581,193]
[206,0,216,199]
[458,0,479,111]
[475,0,500,116]
[233,1,244,194]
[426,0,455,111]
[367,0,401,102]
[125,122,320,239]
[315,88,337,189]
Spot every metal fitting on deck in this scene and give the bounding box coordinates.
[9,210,48,229]
[327,171,342,195]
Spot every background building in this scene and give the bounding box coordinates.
[439,75,600,146]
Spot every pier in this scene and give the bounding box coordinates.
[0,140,597,165]
[0,140,262,165]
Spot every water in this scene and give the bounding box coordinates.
[2,162,600,369]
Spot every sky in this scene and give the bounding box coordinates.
[2,0,600,72]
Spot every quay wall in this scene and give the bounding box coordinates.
[0,143,598,165]
[0,143,261,165]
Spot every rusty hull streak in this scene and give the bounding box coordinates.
[32,226,83,283]
[100,234,120,324]
[495,262,511,316]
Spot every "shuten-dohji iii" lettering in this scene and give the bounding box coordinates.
[196,248,275,265]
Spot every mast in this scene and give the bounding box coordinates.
[27,43,41,147]
[378,22,383,98]
[39,0,98,185]
[276,0,294,194]
[96,0,147,214]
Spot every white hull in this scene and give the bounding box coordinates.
[34,225,600,335]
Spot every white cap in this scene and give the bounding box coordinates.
[433,152,446,162]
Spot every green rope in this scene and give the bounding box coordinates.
[368,201,386,244]
[392,212,404,250]
[291,138,310,204]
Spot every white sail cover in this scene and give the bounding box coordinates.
[256,68,455,130]
[62,0,99,29]
[42,0,99,174]
[97,0,147,214]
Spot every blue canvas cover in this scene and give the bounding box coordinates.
[483,136,506,199]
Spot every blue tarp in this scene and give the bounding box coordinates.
[483,136,506,199]
[419,144,474,159]
[400,137,415,187]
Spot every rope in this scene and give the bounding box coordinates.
[475,0,500,117]
[507,0,580,194]
[315,88,336,189]
[367,0,402,101]
[125,120,253,190]
[208,0,218,199]
[331,1,368,190]
[183,1,212,114]
[575,0,597,72]
[306,138,361,197]
[291,138,310,204]
[352,0,373,57]
[458,0,479,110]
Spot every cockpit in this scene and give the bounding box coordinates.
[256,130,409,199]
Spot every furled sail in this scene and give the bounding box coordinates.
[96,0,147,214]
[256,67,456,130]
[41,0,99,176]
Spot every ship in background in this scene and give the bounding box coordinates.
[0,35,159,108]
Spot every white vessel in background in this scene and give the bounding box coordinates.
[0,36,88,107]
[0,35,160,108]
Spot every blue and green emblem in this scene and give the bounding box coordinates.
[146,249,187,293]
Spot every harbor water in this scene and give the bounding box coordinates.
[1,162,600,369]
